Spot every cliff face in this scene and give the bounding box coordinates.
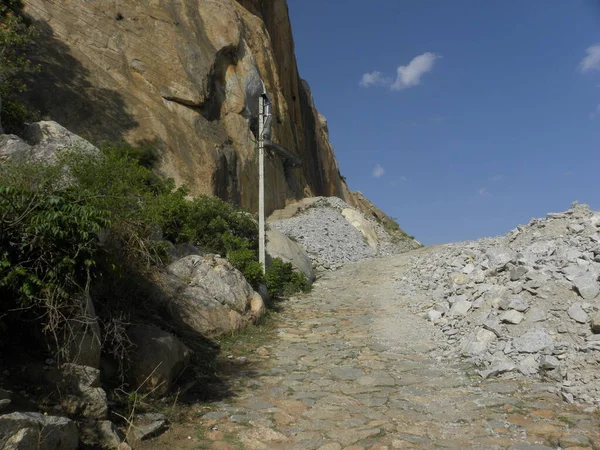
[20,0,358,216]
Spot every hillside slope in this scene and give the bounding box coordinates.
[20,0,381,219]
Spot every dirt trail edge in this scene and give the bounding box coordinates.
[151,247,600,450]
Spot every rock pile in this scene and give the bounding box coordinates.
[396,203,600,404]
[270,197,419,271]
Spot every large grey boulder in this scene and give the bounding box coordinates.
[341,208,380,251]
[266,228,315,282]
[23,121,99,160]
[0,412,78,450]
[127,325,189,396]
[1,121,100,164]
[163,255,266,337]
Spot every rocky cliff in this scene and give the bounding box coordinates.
[20,0,359,216]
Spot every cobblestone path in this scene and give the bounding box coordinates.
[160,249,600,449]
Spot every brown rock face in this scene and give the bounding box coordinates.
[21,0,357,215]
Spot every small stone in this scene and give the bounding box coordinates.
[500,310,525,325]
[448,300,472,317]
[485,247,516,269]
[590,312,600,333]
[483,319,503,337]
[510,266,529,281]
[568,303,589,324]
[573,274,600,300]
[428,310,443,323]
[479,362,517,379]
[526,307,547,322]
[568,223,585,233]
[508,297,529,312]
[539,355,560,370]
[131,413,168,441]
[513,329,553,353]
[461,328,496,356]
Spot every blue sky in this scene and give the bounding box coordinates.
[287,1,600,245]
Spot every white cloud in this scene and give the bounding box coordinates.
[580,44,600,73]
[359,52,440,91]
[590,104,600,119]
[359,71,389,88]
[399,175,408,181]
[479,188,491,196]
[372,164,385,178]
[489,175,503,182]
[392,52,441,90]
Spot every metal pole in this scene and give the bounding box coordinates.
[258,92,266,274]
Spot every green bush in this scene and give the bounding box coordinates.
[0,0,40,134]
[265,258,310,298]
[0,159,110,336]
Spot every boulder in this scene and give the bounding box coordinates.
[266,228,315,282]
[127,325,189,395]
[58,364,107,419]
[24,121,100,161]
[164,255,266,336]
[80,420,125,449]
[340,208,379,251]
[1,121,100,164]
[0,412,78,450]
[0,135,33,162]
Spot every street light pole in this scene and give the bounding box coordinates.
[258,90,266,274]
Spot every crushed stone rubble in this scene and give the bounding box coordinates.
[271,197,417,271]
[396,203,600,404]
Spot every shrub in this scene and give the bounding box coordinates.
[265,258,310,298]
[0,159,110,343]
[0,0,40,134]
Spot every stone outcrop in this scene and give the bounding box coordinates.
[162,255,266,337]
[126,325,189,395]
[0,412,79,450]
[266,228,315,282]
[21,0,368,218]
[57,364,107,419]
[0,121,100,163]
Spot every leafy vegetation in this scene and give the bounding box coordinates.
[265,258,311,298]
[0,0,39,134]
[0,142,310,362]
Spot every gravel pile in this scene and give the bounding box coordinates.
[271,206,375,271]
[270,197,417,271]
[396,203,600,404]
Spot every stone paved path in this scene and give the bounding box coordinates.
[163,249,600,449]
